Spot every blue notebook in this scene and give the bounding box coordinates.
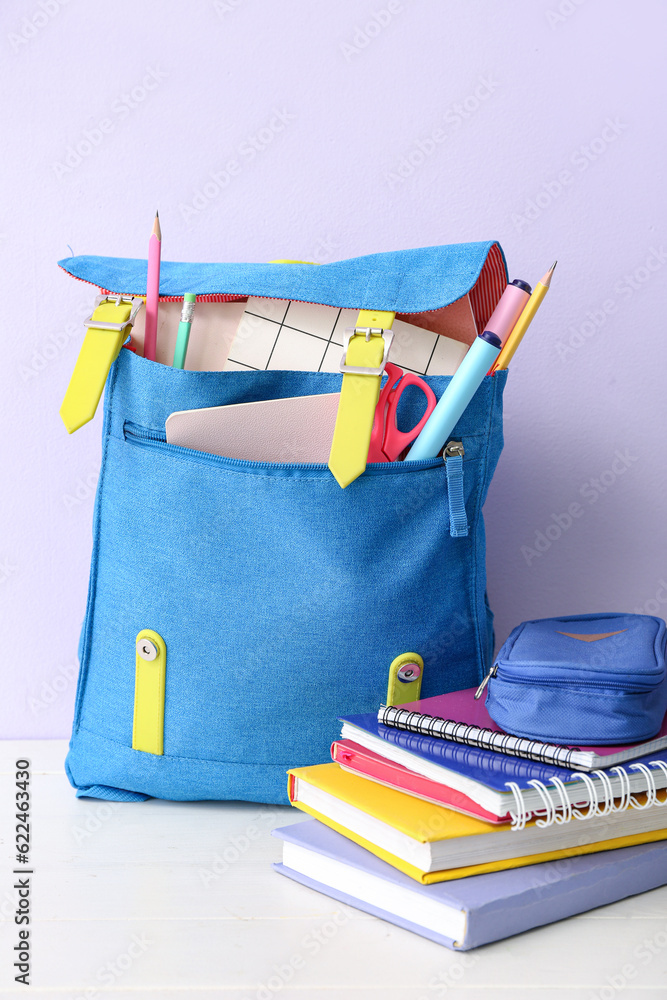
[339,712,667,823]
[274,819,667,951]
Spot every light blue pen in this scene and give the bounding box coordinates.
[172,293,196,369]
[406,330,502,460]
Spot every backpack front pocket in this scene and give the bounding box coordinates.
[74,422,483,770]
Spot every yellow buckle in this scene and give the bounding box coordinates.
[327,309,395,488]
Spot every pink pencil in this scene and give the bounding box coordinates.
[144,211,161,361]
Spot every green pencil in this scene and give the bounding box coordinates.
[173,293,196,368]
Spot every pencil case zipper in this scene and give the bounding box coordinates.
[477,661,661,698]
[122,423,470,535]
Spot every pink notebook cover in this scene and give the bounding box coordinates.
[332,739,509,823]
[399,688,667,757]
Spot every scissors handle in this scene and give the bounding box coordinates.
[382,371,437,462]
[368,363,404,462]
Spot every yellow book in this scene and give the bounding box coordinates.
[288,763,667,884]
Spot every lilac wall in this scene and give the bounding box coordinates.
[2,0,666,737]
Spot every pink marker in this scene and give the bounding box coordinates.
[144,211,161,361]
[485,278,531,346]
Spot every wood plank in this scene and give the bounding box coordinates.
[0,914,666,991]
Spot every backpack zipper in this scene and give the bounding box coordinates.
[123,423,469,537]
[122,422,445,475]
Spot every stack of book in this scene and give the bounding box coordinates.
[273,687,667,950]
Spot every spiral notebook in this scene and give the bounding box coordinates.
[339,711,667,829]
[378,688,667,771]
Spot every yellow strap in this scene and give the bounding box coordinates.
[386,652,424,706]
[59,298,138,434]
[327,309,395,488]
[132,629,167,755]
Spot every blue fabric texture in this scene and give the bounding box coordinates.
[486,614,667,745]
[64,242,508,804]
[57,241,504,315]
[74,783,150,802]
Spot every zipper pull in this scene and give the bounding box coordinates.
[474,662,497,700]
[444,441,468,538]
[444,440,464,459]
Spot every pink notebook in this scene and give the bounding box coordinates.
[332,739,509,823]
[382,688,667,771]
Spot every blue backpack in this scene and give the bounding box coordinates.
[60,242,508,803]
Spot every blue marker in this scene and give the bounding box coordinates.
[406,330,502,461]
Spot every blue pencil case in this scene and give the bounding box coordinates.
[59,241,509,804]
[485,613,667,745]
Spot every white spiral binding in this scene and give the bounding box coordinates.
[527,780,557,828]
[609,765,632,812]
[629,762,658,808]
[506,782,529,831]
[592,768,615,817]
[570,772,600,821]
[506,761,666,831]
[548,776,573,824]
[648,760,667,805]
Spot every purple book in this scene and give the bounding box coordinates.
[273,819,667,951]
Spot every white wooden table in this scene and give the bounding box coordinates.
[1,741,666,999]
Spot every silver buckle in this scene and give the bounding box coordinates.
[339,327,394,376]
[83,294,143,333]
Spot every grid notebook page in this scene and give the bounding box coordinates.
[223,298,474,375]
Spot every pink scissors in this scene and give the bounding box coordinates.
[368,362,437,462]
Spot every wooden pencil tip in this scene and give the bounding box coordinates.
[152,212,161,241]
[541,260,557,287]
